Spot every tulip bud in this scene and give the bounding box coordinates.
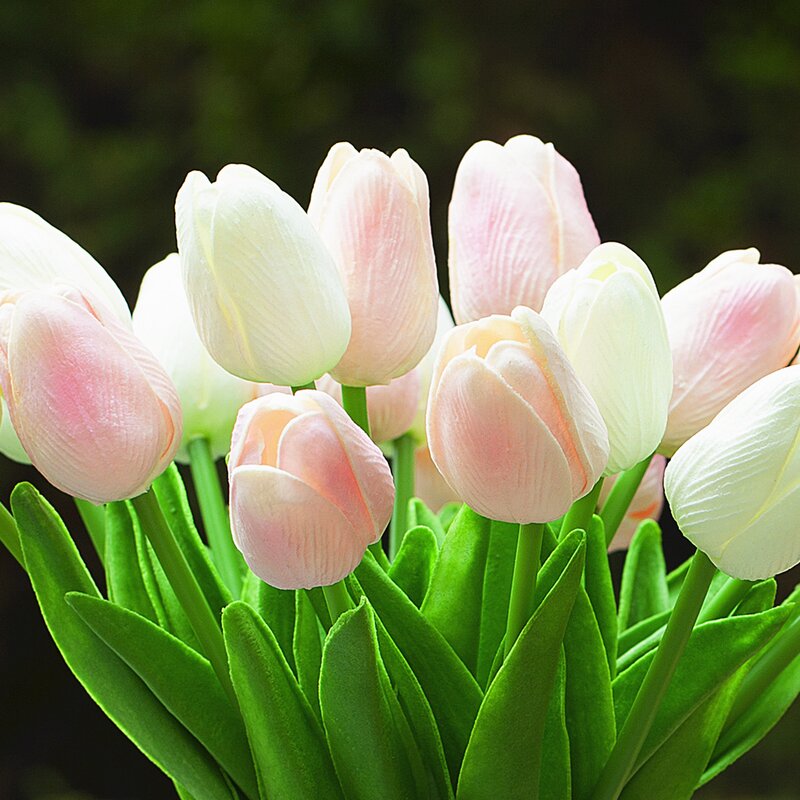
[415,444,459,513]
[426,308,609,523]
[541,242,673,475]
[0,203,131,324]
[664,366,800,580]
[176,164,352,387]
[317,370,420,445]
[661,249,800,455]
[598,455,666,552]
[132,254,258,462]
[308,143,438,386]
[0,287,181,503]
[228,390,394,589]
[448,135,599,324]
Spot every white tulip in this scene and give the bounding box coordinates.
[0,203,130,323]
[133,254,258,462]
[541,242,673,475]
[665,365,800,580]
[176,164,351,387]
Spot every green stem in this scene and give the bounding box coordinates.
[75,498,107,564]
[291,382,315,393]
[560,478,603,539]
[723,603,800,728]
[341,385,371,437]
[389,433,416,559]
[323,579,353,624]
[188,436,246,597]
[0,502,23,568]
[600,454,653,547]
[592,549,717,800]
[504,522,545,659]
[131,490,236,704]
[697,576,754,624]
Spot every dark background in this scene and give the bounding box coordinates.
[0,1,799,798]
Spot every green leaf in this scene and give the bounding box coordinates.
[11,483,233,800]
[456,537,586,800]
[355,549,483,779]
[618,521,668,631]
[666,557,691,605]
[563,585,616,799]
[152,464,232,617]
[617,610,670,658]
[74,497,106,563]
[613,605,791,769]
[293,590,323,722]
[223,601,342,800]
[438,502,462,531]
[320,598,424,800]
[621,671,744,800]
[0,500,23,567]
[387,524,439,606]
[540,651,571,800]
[733,579,776,615]
[585,514,617,677]
[104,501,158,622]
[422,505,492,675]
[66,592,258,800]
[239,571,297,671]
[408,497,447,545]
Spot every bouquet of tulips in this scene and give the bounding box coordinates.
[0,136,798,800]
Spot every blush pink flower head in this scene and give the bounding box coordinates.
[228,390,394,589]
[426,308,609,524]
[0,286,181,503]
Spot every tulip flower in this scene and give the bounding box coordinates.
[664,366,800,580]
[0,203,131,324]
[0,287,181,503]
[541,242,673,475]
[599,455,666,551]
[228,390,394,589]
[426,308,609,523]
[176,164,352,387]
[660,248,800,455]
[415,444,459,513]
[133,253,258,462]
[448,135,599,324]
[308,143,438,386]
[317,370,420,445]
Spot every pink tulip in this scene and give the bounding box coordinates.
[599,455,666,552]
[308,143,439,386]
[0,287,181,503]
[448,135,599,324]
[316,370,421,444]
[414,444,459,513]
[426,308,609,523]
[228,390,394,589]
[661,249,800,455]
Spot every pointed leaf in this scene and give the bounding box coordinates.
[618,610,670,658]
[618,521,668,631]
[408,497,447,545]
[293,590,323,722]
[66,592,258,800]
[240,571,296,670]
[223,601,343,799]
[388,524,438,606]
[734,579,776,615]
[438,502,462,532]
[539,651,571,800]
[11,483,233,800]
[456,538,585,800]
[585,514,617,677]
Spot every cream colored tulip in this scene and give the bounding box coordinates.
[665,365,800,580]
[426,308,609,523]
[541,242,673,475]
[448,135,599,323]
[176,164,352,387]
[309,144,438,386]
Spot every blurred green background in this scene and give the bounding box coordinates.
[1,1,799,797]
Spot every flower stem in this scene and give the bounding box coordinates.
[131,489,236,705]
[600,454,653,547]
[389,433,416,559]
[341,385,371,437]
[188,435,246,597]
[323,579,353,624]
[592,549,717,800]
[560,479,603,539]
[504,522,545,659]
